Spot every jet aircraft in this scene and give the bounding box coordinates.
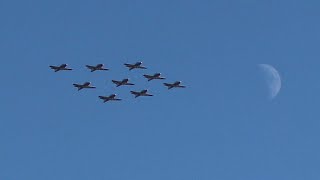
[73,82,96,91]
[99,94,121,103]
[49,64,72,72]
[124,62,147,70]
[86,64,109,72]
[164,81,186,89]
[143,73,166,81]
[130,89,153,98]
[112,79,135,87]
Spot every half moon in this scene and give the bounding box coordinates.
[258,64,282,100]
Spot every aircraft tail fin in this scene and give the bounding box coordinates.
[164,83,174,89]
[73,84,82,91]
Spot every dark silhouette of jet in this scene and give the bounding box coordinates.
[112,79,135,87]
[143,73,166,81]
[73,82,96,91]
[86,64,109,72]
[49,64,72,72]
[164,81,186,89]
[130,89,153,98]
[99,94,121,103]
[124,62,147,70]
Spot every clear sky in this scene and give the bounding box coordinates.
[1,0,320,179]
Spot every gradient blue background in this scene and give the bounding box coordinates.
[1,0,320,179]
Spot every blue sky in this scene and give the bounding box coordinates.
[1,0,320,179]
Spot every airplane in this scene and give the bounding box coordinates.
[98,94,121,103]
[86,64,109,72]
[49,64,72,72]
[130,89,153,98]
[164,81,186,89]
[73,82,96,91]
[112,79,135,87]
[124,62,147,70]
[143,73,166,81]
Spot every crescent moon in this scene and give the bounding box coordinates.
[258,64,282,99]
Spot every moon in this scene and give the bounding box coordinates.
[258,64,282,100]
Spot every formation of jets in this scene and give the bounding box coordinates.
[50,62,186,103]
